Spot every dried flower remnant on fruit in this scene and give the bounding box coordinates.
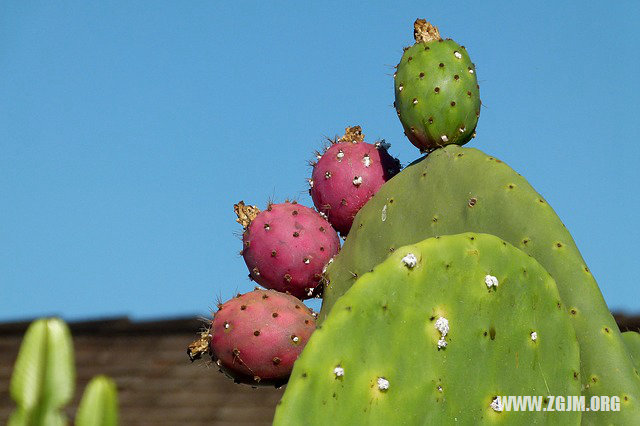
[187,329,211,362]
[234,201,260,229]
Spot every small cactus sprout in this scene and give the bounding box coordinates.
[206,289,316,386]
[394,19,480,151]
[236,201,340,299]
[484,274,498,288]
[310,126,400,235]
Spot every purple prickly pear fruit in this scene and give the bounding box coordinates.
[235,201,340,299]
[210,289,316,386]
[309,126,401,235]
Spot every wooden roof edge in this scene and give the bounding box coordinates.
[0,315,210,336]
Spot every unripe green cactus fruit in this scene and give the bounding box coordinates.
[275,233,581,425]
[394,19,481,152]
[321,145,640,423]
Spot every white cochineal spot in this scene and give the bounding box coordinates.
[491,397,504,412]
[435,317,449,336]
[469,69,474,74]
[381,204,387,222]
[454,51,462,59]
[435,316,450,348]
[325,171,332,179]
[441,135,449,142]
[336,150,344,160]
[401,253,417,268]
[485,275,499,288]
[353,176,363,186]
[307,179,314,188]
[531,331,538,341]
[377,377,390,391]
[334,366,344,377]
[362,154,371,167]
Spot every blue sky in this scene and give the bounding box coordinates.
[1,1,639,322]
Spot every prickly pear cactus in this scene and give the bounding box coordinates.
[275,233,581,425]
[394,19,480,151]
[321,145,640,423]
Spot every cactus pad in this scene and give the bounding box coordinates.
[322,145,640,422]
[622,331,640,371]
[275,233,581,425]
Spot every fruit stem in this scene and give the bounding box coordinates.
[341,126,365,144]
[234,201,260,229]
[413,19,441,43]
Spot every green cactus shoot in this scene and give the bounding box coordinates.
[8,318,119,426]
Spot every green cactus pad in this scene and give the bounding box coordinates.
[76,375,119,426]
[275,233,581,425]
[394,20,480,152]
[321,145,640,423]
[622,331,640,371]
[9,318,75,426]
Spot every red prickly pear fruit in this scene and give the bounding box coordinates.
[209,289,316,386]
[309,126,401,235]
[235,201,340,299]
